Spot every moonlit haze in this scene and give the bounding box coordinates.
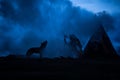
[0,0,120,58]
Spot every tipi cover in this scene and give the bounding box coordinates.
[84,25,119,60]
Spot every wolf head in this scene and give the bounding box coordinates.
[40,40,48,49]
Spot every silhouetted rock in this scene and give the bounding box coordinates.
[84,25,119,60]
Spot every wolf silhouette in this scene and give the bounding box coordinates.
[64,34,83,58]
[26,40,48,59]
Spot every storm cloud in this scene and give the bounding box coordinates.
[0,0,117,58]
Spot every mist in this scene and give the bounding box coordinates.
[0,0,118,58]
[69,0,120,56]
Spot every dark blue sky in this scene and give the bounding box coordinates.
[0,0,120,58]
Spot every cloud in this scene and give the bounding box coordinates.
[0,0,117,58]
[70,0,120,13]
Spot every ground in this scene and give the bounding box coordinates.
[0,55,120,79]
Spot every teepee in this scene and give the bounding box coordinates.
[83,25,119,60]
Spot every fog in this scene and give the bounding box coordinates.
[0,0,118,58]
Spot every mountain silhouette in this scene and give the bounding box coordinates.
[83,24,119,60]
